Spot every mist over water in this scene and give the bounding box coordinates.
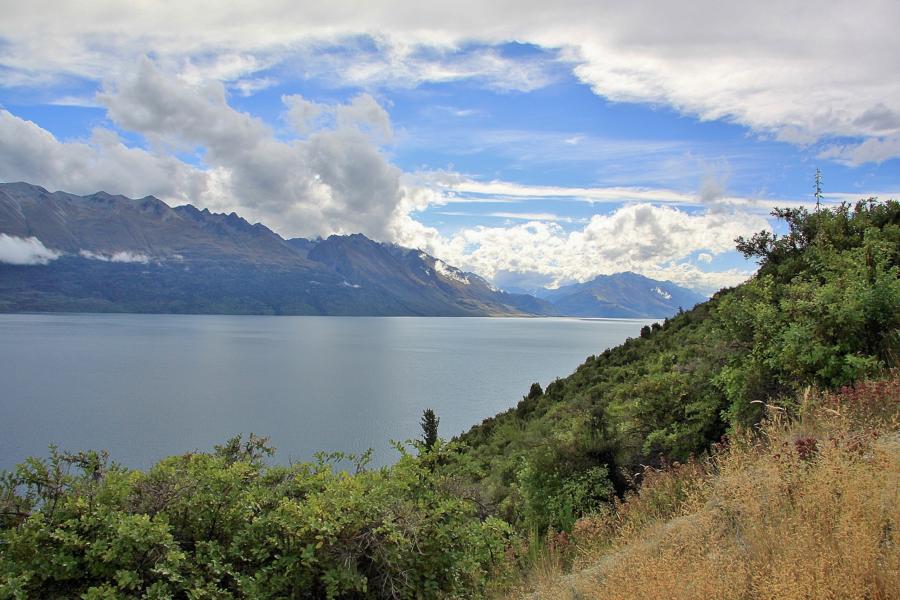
[0,314,650,471]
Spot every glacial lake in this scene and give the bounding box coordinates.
[0,314,652,471]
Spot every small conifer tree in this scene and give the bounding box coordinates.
[421,408,439,450]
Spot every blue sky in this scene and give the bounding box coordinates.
[1,2,898,293]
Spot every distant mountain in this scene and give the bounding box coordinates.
[303,234,554,316]
[0,182,551,316]
[0,182,705,317]
[536,272,707,318]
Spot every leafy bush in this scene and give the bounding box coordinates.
[0,438,512,599]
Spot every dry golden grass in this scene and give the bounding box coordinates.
[515,376,900,600]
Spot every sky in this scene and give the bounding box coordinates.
[0,1,898,294]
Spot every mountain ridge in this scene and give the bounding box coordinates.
[538,271,707,318]
[0,182,704,317]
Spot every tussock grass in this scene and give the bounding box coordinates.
[513,375,900,600]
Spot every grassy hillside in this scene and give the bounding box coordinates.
[509,375,899,599]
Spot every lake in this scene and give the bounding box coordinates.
[0,314,651,471]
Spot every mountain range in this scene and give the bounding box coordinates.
[0,182,706,317]
[536,271,706,318]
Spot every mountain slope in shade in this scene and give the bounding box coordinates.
[0,182,549,316]
[0,182,311,267]
[537,272,707,317]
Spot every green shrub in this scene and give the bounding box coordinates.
[0,438,512,599]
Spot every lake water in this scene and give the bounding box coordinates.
[0,314,651,471]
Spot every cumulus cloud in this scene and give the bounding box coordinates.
[2,59,411,243]
[94,59,407,240]
[1,2,897,158]
[335,93,393,141]
[0,61,412,242]
[283,94,328,134]
[393,203,767,294]
[0,110,208,204]
[283,92,392,141]
[0,234,60,265]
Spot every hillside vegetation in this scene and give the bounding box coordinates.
[460,199,900,532]
[0,199,898,598]
[514,376,899,600]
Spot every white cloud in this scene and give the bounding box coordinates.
[0,234,60,265]
[177,53,271,87]
[112,251,149,264]
[420,174,826,216]
[0,110,209,204]
[335,93,393,141]
[451,180,698,204]
[48,96,103,108]
[1,61,412,243]
[231,77,277,97]
[818,136,900,166]
[393,203,768,294]
[283,92,392,141]
[283,94,328,134]
[79,250,150,263]
[325,44,561,92]
[93,60,410,240]
[822,190,900,204]
[436,210,579,223]
[0,61,410,241]
[1,2,898,159]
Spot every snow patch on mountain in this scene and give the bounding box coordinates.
[653,286,672,300]
[434,260,470,285]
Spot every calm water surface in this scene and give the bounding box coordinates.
[0,314,651,470]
